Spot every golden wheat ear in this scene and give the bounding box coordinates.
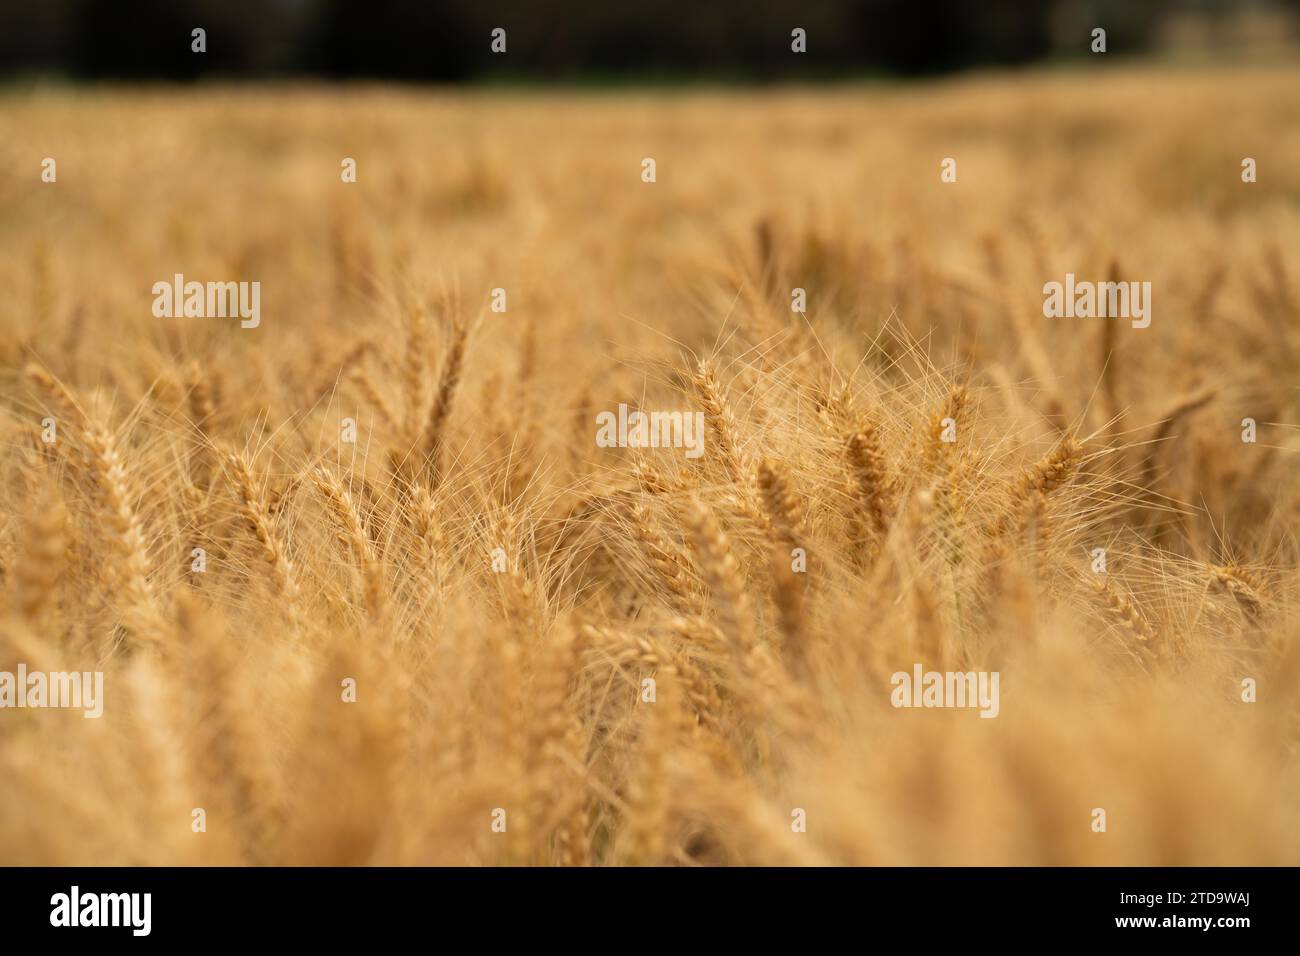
[220,446,304,627]
[844,418,895,545]
[311,466,388,624]
[10,488,69,625]
[26,366,165,647]
[420,309,469,486]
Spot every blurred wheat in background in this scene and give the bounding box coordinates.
[1,62,1298,865]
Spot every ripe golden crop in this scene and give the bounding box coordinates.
[1,64,1298,865]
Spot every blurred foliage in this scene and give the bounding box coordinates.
[0,0,1294,81]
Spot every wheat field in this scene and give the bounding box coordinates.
[1,63,1298,865]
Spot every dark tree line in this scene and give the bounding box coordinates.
[1,0,1268,81]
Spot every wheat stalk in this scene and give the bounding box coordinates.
[312,466,388,624]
